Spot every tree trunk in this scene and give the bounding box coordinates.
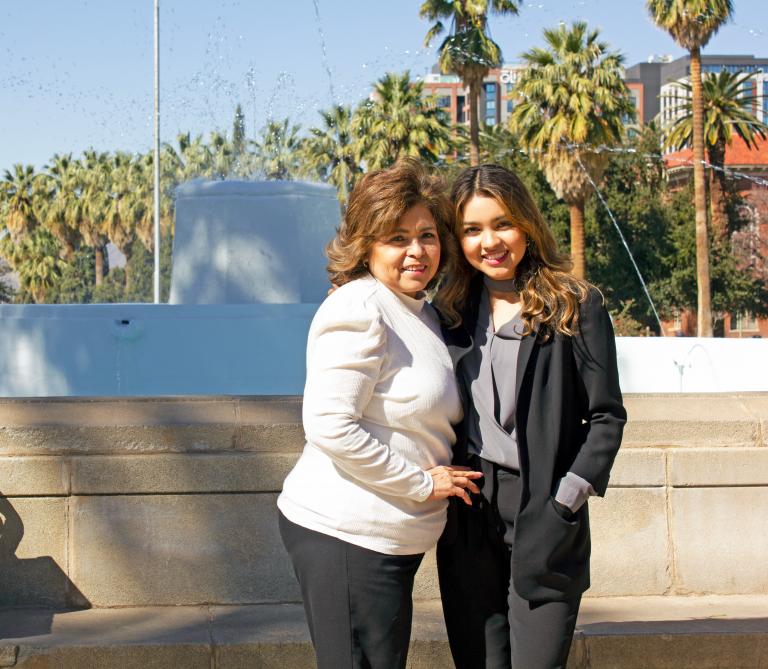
[94,245,105,286]
[122,240,134,295]
[468,78,481,167]
[708,167,728,239]
[690,47,713,336]
[708,142,728,239]
[569,200,586,279]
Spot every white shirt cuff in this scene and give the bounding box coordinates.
[413,470,434,502]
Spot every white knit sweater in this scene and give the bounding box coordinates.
[277,275,462,555]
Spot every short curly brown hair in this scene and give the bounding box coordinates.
[326,158,458,290]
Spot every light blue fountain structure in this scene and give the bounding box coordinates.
[0,178,767,397]
[0,180,339,397]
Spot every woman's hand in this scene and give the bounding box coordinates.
[426,466,483,506]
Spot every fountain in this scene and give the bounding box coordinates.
[170,179,340,304]
[0,168,766,396]
[0,180,340,397]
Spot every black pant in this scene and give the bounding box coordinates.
[278,511,424,669]
[437,458,581,669]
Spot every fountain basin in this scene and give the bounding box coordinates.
[0,303,767,396]
[0,303,315,397]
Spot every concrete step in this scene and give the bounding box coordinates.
[1,596,766,669]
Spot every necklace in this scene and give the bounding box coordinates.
[483,276,518,293]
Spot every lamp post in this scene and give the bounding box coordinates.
[153,0,161,304]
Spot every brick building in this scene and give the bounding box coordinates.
[664,135,768,337]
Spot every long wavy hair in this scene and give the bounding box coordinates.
[326,158,458,289]
[435,164,590,337]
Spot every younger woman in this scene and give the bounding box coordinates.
[435,164,626,669]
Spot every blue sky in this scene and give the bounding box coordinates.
[1,0,766,171]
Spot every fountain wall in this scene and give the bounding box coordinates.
[2,304,767,396]
[0,178,766,397]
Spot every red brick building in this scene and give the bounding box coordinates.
[664,135,768,338]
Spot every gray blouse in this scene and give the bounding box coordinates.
[459,286,524,470]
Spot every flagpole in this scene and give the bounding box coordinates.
[153,0,161,304]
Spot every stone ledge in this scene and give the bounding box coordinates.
[1,394,767,455]
[669,447,768,486]
[0,397,302,428]
[605,448,666,487]
[6,446,768,497]
[1,597,766,669]
[0,424,306,456]
[622,393,765,448]
[70,453,297,494]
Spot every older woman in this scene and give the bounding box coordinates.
[435,164,626,669]
[277,159,482,669]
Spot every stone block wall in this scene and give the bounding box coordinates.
[0,394,766,608]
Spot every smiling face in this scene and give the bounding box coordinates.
[367,202,441,297]
[460,195,527,281]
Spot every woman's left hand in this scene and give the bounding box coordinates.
[425,466,483,506]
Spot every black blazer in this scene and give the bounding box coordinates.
[440,276,626,602]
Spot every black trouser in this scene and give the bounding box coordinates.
[437,457,581,669]
[278,511,424,669]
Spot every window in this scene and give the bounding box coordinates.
[730,312,758,332]
[435,96,451,109]
[741,79,754,112]
[507,100,514,114]
[763,81,768,121]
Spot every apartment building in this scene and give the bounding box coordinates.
[421,63,526,126]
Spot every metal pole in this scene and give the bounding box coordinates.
[153,0,161,303]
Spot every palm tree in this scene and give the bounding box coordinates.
[1,164,41,242]
[232,103,247,158]
[478,123,517,163]
[208,131,236,179]
[103,152,141,293]
[353,71,451,170]
[0,227,63,303]
[647,0,733,336]
[421,0,520,166]
[42,153,83,260]
[301,105,362,206]
[165,132,214,183]
[128,153,156,256]
[664,70,768,237]
[252,118,303,180]
[509,21,634,278]
[80,150,112,285]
